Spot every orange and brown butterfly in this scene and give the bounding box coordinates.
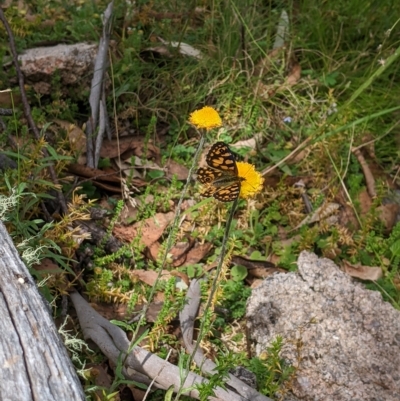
[196,142,245,202]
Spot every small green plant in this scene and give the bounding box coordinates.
[218,280,251,320]
[248,336,296,397]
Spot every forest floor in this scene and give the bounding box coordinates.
[0,1,400,400]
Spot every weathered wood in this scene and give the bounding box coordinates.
[0,222,85,401]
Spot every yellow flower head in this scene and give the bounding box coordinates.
[189,106,222,130]
[237,162,264,198]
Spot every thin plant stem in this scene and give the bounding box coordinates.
[175,197,239,400]
[127,132,206,353]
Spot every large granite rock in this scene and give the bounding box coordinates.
[246,251,400,401]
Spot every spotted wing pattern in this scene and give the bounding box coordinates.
[196,142,242,202]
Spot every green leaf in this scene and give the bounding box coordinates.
[187,265,196,278]
[164,385,175,401]
[231,265,248,281]
[147,170,164,179]
[250,251,265,260]
[390,240,400,257]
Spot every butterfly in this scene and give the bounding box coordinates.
[197,142,244,202]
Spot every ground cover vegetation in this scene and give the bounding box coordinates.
[0,0,400,399]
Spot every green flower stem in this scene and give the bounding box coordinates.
[184,198,239,377]
[128,132,206,351]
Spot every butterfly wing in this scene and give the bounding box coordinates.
[197,167,223,184]
[202,182,240,202]
[198,142,241,202]
[206,142,238,174]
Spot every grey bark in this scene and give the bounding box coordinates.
[70,290,256,401]
[0,222,85,401]
[86,1,113,168]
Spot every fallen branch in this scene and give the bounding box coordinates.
[0,222,84,401]
[86,1,113,168]
[70,291,252,401]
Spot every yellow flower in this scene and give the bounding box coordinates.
[189,106,222,130]
[237,162,264,198]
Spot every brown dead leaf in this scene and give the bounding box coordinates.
[67,164,120,183]
[113,158,142,179]
[378,203,400,232]
[268,253,282,266]
[336,188,361,229]
[231,255,285,279]
[90,302,139,321]
[0,89,22,108]
[141,302,165,322]
[119,197,143,225]
[130,269,173,286]
[86,363,112,389]
[230,134,263,152]
[342,260,382,281]
[247,267,286,279]
[393,277,400,291]
[147,239,211,267]
[32,258,63,274]
[254,81,276,100]
[93,181,123,193]
[113,212,174,246]
[112,224,136,243]
[165,159,189,180]
[204,261,218,272]
[337,189,399,232]
[169,240,193,267]
[231,255,276,270]
[181,199,196,212]
[54,119,86,152]
[285,63,301,86]
[67,164,122,193]
[100,137,160,163]
[129,387,146,401]
[249,279,265,289]
[182,242,213,266]
[147,242,161,261]
[141,46,173,59]
[171,270,190,287]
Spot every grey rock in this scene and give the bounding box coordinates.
[246,251,400,401]
[18,43,98,95]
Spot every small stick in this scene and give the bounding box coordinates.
[352,147,376,198]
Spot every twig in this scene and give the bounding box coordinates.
[352,147,376,198]
[0,8,67,214]
[86,1,114,168]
